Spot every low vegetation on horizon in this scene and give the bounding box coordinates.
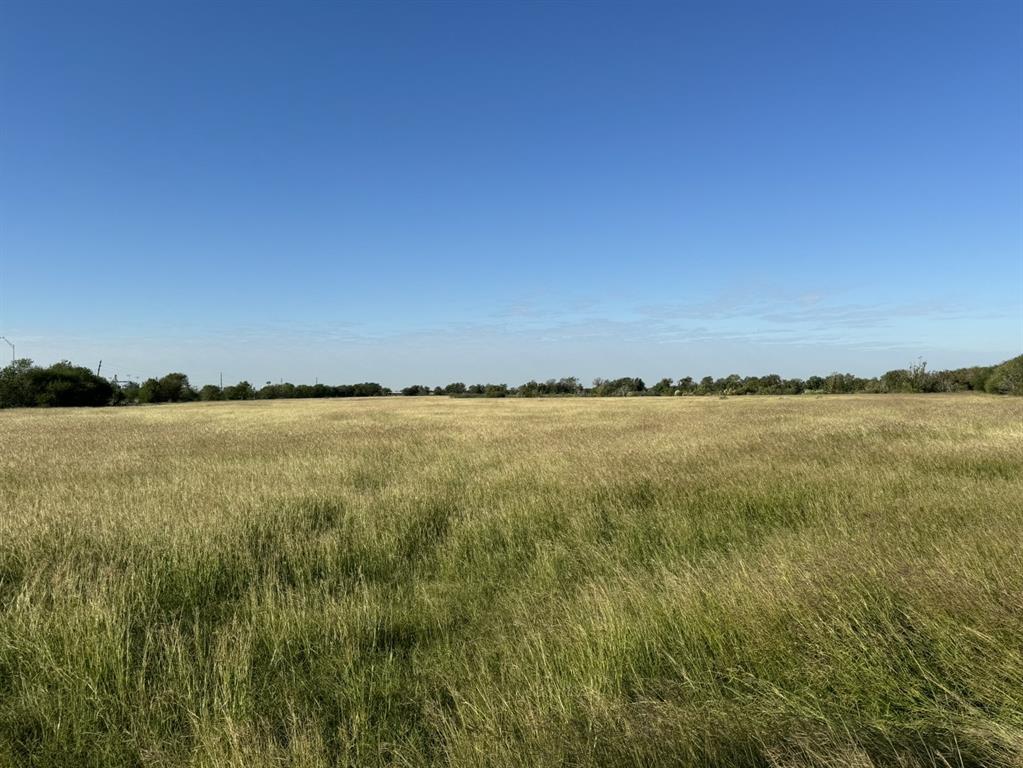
[1,354,1021,408]
[1,395,1021,767]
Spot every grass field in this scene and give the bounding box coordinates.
[1,395,1021,767]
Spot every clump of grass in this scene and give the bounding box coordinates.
[1,394,1021,767]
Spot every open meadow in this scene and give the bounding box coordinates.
[1,395,1021,767]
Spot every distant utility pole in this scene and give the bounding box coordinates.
[97,360,102,376]
[0,336,13,363]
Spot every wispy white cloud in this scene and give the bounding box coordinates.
[8,288,1017,386]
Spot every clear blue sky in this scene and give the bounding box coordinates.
[2,0,1021,387]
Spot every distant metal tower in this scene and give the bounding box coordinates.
[0,336,13,364]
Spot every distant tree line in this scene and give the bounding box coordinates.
[401,357,1022,399]
[0,362,390,408]
[129,374,390,404]
[1,355,1020,408]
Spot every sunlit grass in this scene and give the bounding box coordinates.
[1,395,1021,767]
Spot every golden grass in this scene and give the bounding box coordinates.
[1,395,1021,767]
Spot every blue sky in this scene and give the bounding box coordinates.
[2,0,1020,387]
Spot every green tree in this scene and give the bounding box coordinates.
[651,378,674,395]
[881,369,911,393]
[223,381,255,400]
[0,358,37,408]
[138,373,196,403]
[199,384,224,401]
[27,361,113,407]
[985,355,1023,395]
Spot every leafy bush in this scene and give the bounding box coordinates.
[984,355,1023,395]
[402,385,432,396]
[0,359,113,408]
[223,381,256,400]
[138,373,197,403]
[198,385,224,401]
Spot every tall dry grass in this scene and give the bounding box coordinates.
[1,395,1021,767]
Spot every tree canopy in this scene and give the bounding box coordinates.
[2,355,1020,409]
